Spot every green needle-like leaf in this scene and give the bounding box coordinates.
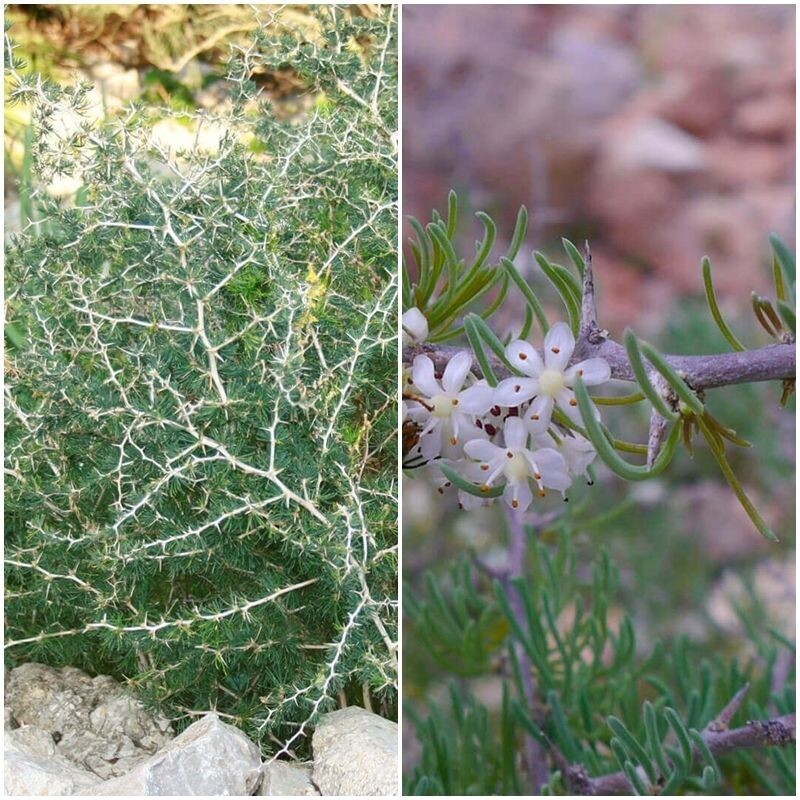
[574,376,680,481]
[608,716,656,783]
[464,316,499,386]
[701,256,746,352]
[446,189,459,239]
[464,313,520,375]
[505,205,529,263]
[623,329,678,420]
[561,238,586,280]
[696,416,779,541]
[501,257,549,335]
[776,299,795,334]
[769,232,795,298]
[535,252,581,334]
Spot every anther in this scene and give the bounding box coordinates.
[569,398,578,406]
[480,464,489,471]
[451,398,458,406]
[506,451,513,459]
[511,500,519,508]
[450,436,458,446]
[551,346,560,354]
[519,353,528,360]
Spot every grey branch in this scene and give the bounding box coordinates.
[404,340,795,391]
[560,709,796,795]
[405,241,795,390]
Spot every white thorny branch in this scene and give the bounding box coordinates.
[5,21,397,755]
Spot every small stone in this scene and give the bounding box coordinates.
[256,761,319,796]
[5,663,173,780]
[603,116,706,173]
[312,707,398,796]
[84,714,262,796]
[4,727,101,796]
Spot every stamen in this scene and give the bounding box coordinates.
[506,451,513,459]
[577,369,584,376]
[569,398,577,406]
[451,398,459,406]
[539,489,546,497]
[450,436,458,445]
[533,472,541,480]
[480,464,489,471]
[480,484,490,493]
[514,385,521,392]
[551,346,560,354]
[511,500,519,508]
[519,353,527,360]
[530,414,539,420]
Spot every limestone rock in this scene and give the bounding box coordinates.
[4,727,100,796]
[5,663,173,780]
[84,713,262,796]
[312,707,398,796]
[257,761,319,796]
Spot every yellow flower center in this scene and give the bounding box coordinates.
[539,368,565,397]
[431,394,453,419]
[503,452,529,482]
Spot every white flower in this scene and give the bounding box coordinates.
[402,307,429,345]
[464,416,571,511]
[534,430,597,479]
[407,352,494,461]
[494,322,610,428]
[426,457,496,510]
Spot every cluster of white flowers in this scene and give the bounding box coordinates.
[403,318,611,512]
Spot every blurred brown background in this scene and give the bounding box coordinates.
[402,3,795,331]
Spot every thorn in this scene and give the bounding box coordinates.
[707,683,750,732]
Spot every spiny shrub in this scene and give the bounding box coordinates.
[5,5,397,756]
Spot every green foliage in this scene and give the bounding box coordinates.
[404,531,795,795]
[5,6,397,757]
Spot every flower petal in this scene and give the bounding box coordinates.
[442,350,473,394]
[457,383,495,415]
[505,478,533,512]
[544,321,574,371]
[561,435,596,476]
[464,438,504,462]
[494,377,538,407]
[565,358,610,387]
[556,388,585,423]
[503,416,528,451]
[411,355,441,397]
[525,394,554,430]
[506,340,544,377]
[419,425,442,461]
